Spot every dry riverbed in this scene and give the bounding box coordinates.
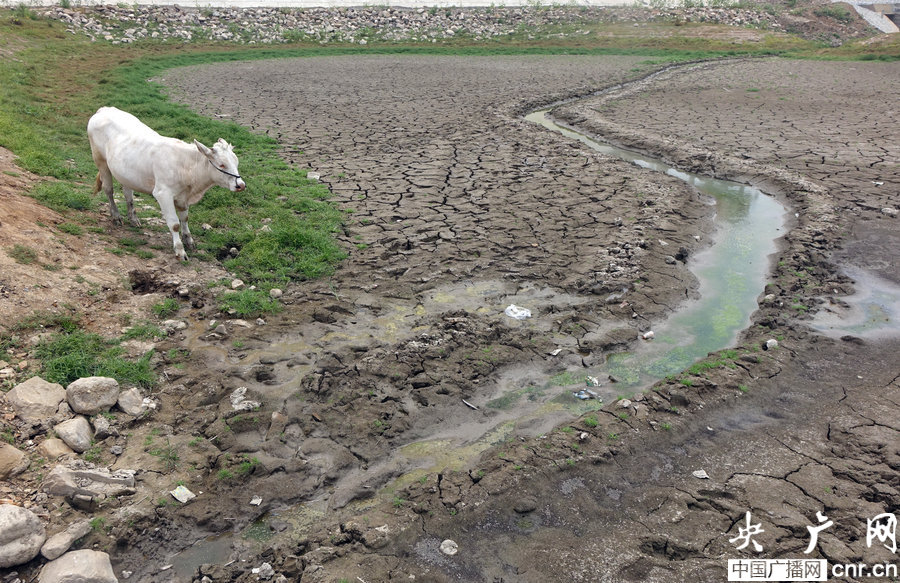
[2,55,899,583]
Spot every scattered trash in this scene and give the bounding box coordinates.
[579,432,589,441]
[504,304,532,320]
[692,469,710,480]
[170,485,196,504]
[573,390,590,400]
[586,376,601,387]
[549,348,563,356]
[763,339,779,351]
[618,399,632,409]
[873,181,884,186]
[642,331,655,340]
[252,562,274,580]
[231,387,261,412]
[250,496,263,506]
[462,399,479,411]
[440,539,459,556]
[307,172,321,181]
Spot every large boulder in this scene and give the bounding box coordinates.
[66,377,120,416]
[0,443,29,479]
[40,519,92,560]
[0,504,46,568]
[54,417,92,453]
[39,549,118,583]
[4,376,66,423]
[42,464,136,499]
[39,438,75,460]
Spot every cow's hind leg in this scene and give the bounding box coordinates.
[123,187,141,227]
[94,165,122,226]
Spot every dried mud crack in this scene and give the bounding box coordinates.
[3,55,898,583]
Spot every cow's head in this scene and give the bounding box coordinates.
[196,139,246,192]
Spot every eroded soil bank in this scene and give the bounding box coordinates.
[4,55,898,582]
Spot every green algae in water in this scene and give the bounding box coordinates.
[526,110,786,390]
[243,517,274,542]
[486,385,546,410]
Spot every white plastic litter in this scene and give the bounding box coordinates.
[170,485,196,503]
[504,304,532,320]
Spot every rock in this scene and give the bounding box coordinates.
[39,438,75,460]
[91,416,117,440]
[0,443,29,479]
[268,288,283,299]
[0,504,46,568]
[54,417,93,453]
[39,549,118,583]
[692,469,710,479]
[117,388,146,416]
[41,519,92,560]
[161,319,187,334]
[66,377,120,415]
[42,464,136,498]
[5,376,66,423]
[642,330,655,340]
[882,207,898,216]
[231,278,245,290]
[439,539,458,556]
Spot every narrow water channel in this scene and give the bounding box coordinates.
[526,110,787,390]
[170,106,791,578]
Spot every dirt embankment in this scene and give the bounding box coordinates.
[2,55,898,583]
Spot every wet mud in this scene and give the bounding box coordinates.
[112,56,900,582]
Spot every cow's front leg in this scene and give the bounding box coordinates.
[123,187,141,227]
[176,206,195,252]
[155,191,188,261]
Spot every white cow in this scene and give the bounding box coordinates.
[87,106,246,261]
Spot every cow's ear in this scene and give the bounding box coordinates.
[194,140,213,158]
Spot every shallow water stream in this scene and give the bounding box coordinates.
[526,109,787,390]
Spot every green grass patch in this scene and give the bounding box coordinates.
[219,288,281,317]
[30,182,95,212]
[58,222,84,236]
[151,298,179,319]
[33,329,155,387]
[7,244,39,265]
[120,322,166,341]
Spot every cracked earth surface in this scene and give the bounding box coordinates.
[56,56,898,581]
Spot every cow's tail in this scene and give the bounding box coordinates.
[93,172,103,195]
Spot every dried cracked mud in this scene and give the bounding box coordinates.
[88,56,900,582]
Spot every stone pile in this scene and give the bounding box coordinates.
[36,3,783,45]
[0,373,151,579]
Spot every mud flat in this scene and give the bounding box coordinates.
[107,56,900,582]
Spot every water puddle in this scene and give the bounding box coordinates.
[526,110,786,391]
[811,267,900,339]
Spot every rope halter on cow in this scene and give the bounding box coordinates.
[209,159,242,180]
